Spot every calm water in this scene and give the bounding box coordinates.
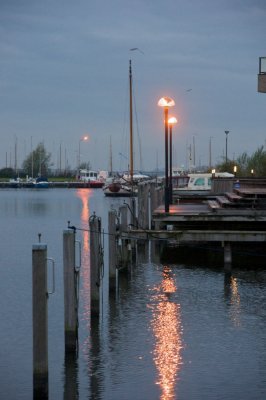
[0,188,265,400]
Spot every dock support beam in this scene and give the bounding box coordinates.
[90,215,101,317]
[224,241,232,272]
[109,210,117,292]
[32,244,48,399]
[63,230,78,352]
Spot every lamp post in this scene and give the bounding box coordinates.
[225,130,229,165]
[77,135,89,178]
[168,116,178,204]
[158,97,175,212]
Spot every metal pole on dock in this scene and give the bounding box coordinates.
[109,210,117,292]
[32,243,48,398]
[63,230,78,352]
[90,215,101,317]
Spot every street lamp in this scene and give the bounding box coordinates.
[225,130,229,165]
[78,135,89,177]
[168,116,178,204]
[233,165,237,177]
[158,97,175,212]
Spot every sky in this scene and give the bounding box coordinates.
[0,0,265,173]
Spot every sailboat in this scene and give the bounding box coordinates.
[104,59,144,197]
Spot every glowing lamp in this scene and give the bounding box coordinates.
[158,97,175,108]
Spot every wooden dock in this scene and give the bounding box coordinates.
[124,183,266,270]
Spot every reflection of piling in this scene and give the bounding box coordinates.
[109,210,117,292]
[63,230,78,352]
[224,242,232,272]
[63,352,79,400]
[90,215,101,317]
[32,244,48,399]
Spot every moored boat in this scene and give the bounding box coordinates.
[78,169,105,188]
[34,176,49,188]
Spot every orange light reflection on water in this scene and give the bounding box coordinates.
[229,276,241,327]
[149,266,183,400]
[75,189,92,332]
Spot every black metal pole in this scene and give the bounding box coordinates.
[164,108,169,212]
[225,130,229,165]
[169,124,173,204]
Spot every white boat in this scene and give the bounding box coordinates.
[79,169,105,188]
[173,172,234,191]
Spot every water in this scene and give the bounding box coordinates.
[0,188,265,399]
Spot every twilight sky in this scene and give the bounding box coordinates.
[0,0,265,173]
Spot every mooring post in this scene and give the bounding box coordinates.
[137,183,144,229]
[142,184,149,229]
[129,197,137,259]
[129,196,137,228]
[32,243,48,399]
[109,210,117,292]
[224,241,232,272]
[90,215,101,317]
[63,229,77,352]
[119,204,130,267]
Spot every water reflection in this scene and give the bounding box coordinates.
[63,352,79,400]
[150,266,183,400]
[76,189,92,333]
[224,273,241,327]
[76,190,104,398]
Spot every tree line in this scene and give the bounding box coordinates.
[1,142,266,179]
[216,146,266,177]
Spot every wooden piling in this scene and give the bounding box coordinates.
[129,197,137,259]
[119,204,130,267]
[32,243,48,398]
[120,204,128,231]
[63,230,77,352]
[109,210,117,292]
[90,216,101,317]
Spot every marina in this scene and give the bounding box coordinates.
[1,3,266,399]
[0,185,265,399]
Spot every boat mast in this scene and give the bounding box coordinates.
[129,59,133,184]
[109,136,113,175]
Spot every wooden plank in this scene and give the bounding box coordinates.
[207,200,220,211]
[225,192,242,201]
[216,196,231,207]
[127,229,266,242]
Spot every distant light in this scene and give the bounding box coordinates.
[168,116,178,125]
[158,97,175,108]
[233,165,237,173]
